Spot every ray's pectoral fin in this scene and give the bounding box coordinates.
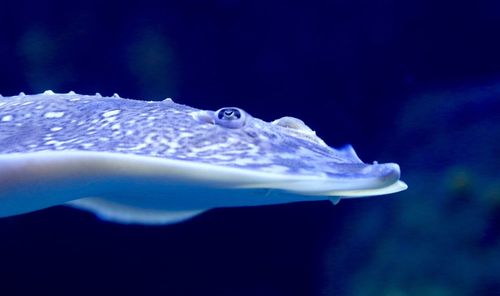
[66,198,208,225]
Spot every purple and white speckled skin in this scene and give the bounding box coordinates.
[0,91,406,224]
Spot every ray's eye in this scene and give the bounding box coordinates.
[214,107,247,129]
[218,108,241,120]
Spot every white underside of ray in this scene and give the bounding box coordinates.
[0,151,405,224]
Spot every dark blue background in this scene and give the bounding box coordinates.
[1,1,499,295]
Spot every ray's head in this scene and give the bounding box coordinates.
[0,92,406,196]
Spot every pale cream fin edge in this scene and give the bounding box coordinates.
[331,181,408,198]
[67,198,208,225]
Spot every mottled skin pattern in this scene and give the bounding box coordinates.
[0,92,374,178]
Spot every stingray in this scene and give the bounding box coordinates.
[0,91,407,224]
